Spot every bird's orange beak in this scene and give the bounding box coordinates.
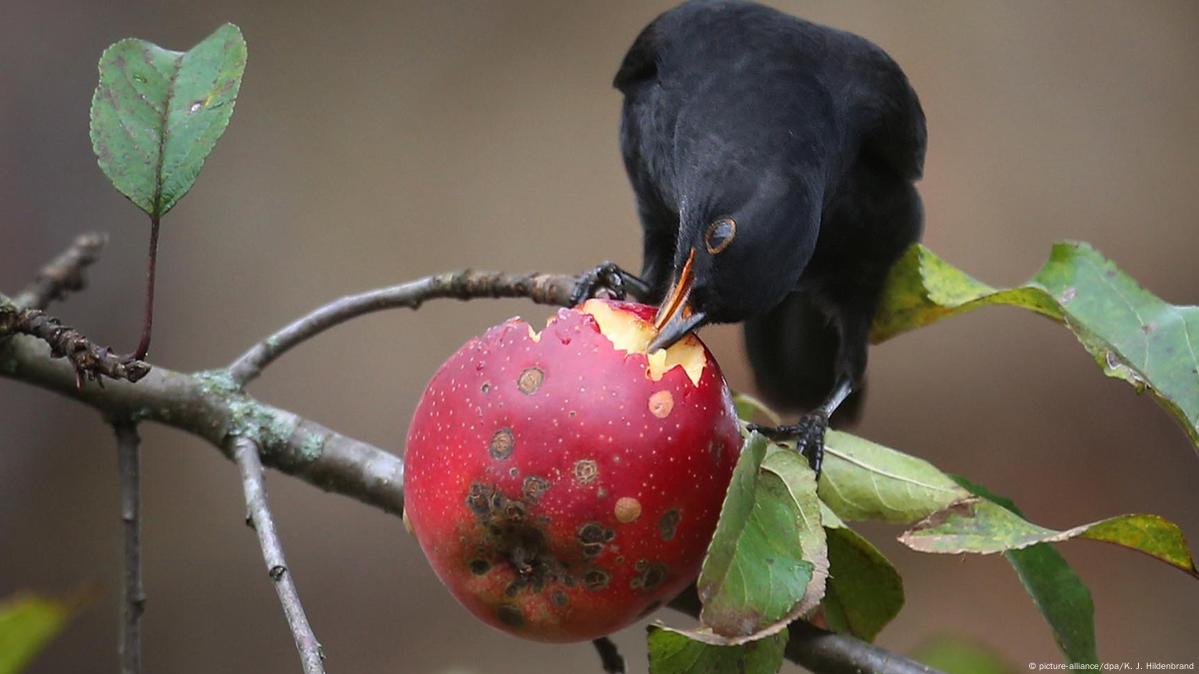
[649,248,708,352]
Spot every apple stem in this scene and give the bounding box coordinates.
[592,637,626,674]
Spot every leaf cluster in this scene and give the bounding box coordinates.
[652,244,1199,673]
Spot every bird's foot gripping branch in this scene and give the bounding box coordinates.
[5,17,1199,674]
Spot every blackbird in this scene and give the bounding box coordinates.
[596,0,927,473]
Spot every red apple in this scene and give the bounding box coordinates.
[403,299,741,642]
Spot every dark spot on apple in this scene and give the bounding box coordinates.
[578,522,615,557]
[496,604,525,628]
[659,509,680,541]
[466,483,494,517]
[489,428,515,459]
[522,475,551,501]
[481,382,491,394]
[552,591,569,607]
[465,485,570,597]
[508,467,519,477]
[578,522,613,543]
[489,490,508,514]
[630,561,668,591]
[573,459,598,484]
[517,367,544,394]
[583,569,610,591]
[504,577,528,597]
[504,500,528,523]
[708,438,723,465]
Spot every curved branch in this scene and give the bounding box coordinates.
[227,270,577,386]
[2,264,934,674]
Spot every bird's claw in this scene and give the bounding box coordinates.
[571,262,640,306]
[748,411,828,475]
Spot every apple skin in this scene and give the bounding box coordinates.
[403,300,742,642]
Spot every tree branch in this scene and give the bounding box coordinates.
[113,421,144,674]
[233,436,326,674]
[2,333,404,515]
[1,253,934,674]
[228,270,576,386]
[783,620,938,674]
[13,232,107,310]
[0,300,151,385]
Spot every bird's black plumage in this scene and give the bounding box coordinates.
[613,0,926,461]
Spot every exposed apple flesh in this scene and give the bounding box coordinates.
[403,299,741,642]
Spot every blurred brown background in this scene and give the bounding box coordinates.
[2,1,1197,672]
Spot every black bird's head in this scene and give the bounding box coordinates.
[648,169,821,352]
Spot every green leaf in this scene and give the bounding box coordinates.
[819,430,969,524]
[818,505,904,642]
[648,625,787,674]
[911,637,1016,674]
[90,23,246,218]
[697,433,827,639]
[953,477,1096,665]
[0,594,75,674]
[873,242,1199,451]
[899,498,1199,578]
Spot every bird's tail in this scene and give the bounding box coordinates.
[743,292,865,425]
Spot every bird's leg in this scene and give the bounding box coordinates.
[570,261,653,306]
[747,374,854,475]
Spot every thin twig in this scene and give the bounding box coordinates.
[227,270,576,385]
[13,232,108,310]
[113,421,144,674]
[112,419,143,671]
[0,299,150,384]
[232,436,326,674]
[591,637,626,674]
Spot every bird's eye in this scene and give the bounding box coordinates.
[704,217,736,255]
